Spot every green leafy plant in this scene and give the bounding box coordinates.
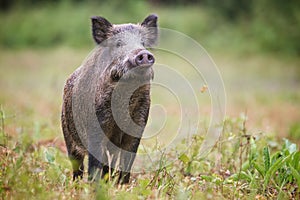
[229,137,300,198]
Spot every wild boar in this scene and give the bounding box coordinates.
[61,14,158,183]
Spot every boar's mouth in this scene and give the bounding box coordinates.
[110,59,154,83]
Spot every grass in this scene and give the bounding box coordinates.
[0,106,299,199]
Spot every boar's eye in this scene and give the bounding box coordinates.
[111,69,120,81]
[116,40,124,48]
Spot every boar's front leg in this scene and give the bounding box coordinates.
[88,153,112,182]
[87,130,105,181]
[88,152,103,181]
[119,134,141,184]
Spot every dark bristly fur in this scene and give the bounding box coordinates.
[61,14,158,184]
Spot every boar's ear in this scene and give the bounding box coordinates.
[141,14,158,28]
[141,14,158,47]
[91,16,112,44]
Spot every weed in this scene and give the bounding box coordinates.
[0,106,7,147]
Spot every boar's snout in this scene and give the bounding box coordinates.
[134,50,155,67]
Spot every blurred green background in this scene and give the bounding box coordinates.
[0,0,299,55]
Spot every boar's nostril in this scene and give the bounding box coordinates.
[137,55,144,62]
[135,50,155,67]
[148,54,154,63]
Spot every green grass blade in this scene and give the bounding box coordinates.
[263,156,289,188]
[249,137,257,166]
[291,151,300,170]
[230,171,252,182]
[240,171,252,182]
[288,163,300,187]
[253,162,265,177]
[270,151,282,165]
[178,153,190,164]
[242,160,250,171]
[263,146,270,172]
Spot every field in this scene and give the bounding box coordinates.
[1,2,300,199]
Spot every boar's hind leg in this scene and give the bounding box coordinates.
[69,153,84,180]
[102,165,110,179]
[62,111,85,180]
